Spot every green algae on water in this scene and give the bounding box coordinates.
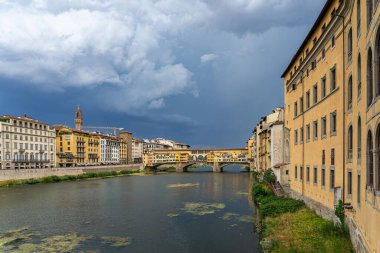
[166,183,199,188]
[236,191,249,196]
[101,236,132,247]
[181,202,226,216]
[0,227,91,253]
[167,213,180,218]
[221,212,253,223]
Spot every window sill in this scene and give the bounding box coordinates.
[293,87,339,120]
[330,132,337,137]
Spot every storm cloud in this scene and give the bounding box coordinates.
[0,0,325,146]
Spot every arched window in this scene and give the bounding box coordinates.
[367,131,374,187]
[348,28,353,61]
[377,125,380,190]
[358,53,362,96]
[358,0,361,36]
[368,48,374,106]
[348,125,353,160]
[376,27,380,96]
[358,117,362,162]
[367,0,373,28]
[348,75,353,110]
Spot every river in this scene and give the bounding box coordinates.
[0,166,261,252]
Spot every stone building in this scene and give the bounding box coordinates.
[55,126,100,167]
[249,108,289,184]
[0,115,56,170]
[282,0,380,251]
[132,138,144,163]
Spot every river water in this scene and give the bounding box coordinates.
[0,166,261,252]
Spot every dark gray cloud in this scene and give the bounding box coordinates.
[0,0,325,147]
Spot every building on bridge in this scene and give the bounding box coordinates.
[144,148,248,172]
[248,108,290,185]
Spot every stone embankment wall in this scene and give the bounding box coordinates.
[0,164,143,181]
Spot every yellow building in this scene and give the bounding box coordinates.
[55,126,100,167]
[283,0,380,251]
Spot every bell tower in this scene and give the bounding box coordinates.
[74,106,83,130]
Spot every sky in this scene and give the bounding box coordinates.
[0,0,325,148]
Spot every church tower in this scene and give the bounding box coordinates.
[74,106,83,130]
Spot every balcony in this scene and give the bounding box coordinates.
[13,159,51,163]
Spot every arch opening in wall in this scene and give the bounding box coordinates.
[367,130,374,188]
[367,47,374,107]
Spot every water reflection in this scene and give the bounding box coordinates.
[0,166,261,253]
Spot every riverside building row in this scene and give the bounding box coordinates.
[247,108,290,186]
[0,108,190,169]
[282,0,380,252]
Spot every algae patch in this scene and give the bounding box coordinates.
[167,213,180,218]
[221,212,253,223]
[101,236,132,247]
[166,183,199,189]
[236,191,249,196]
[181,202,225,216]
[0,227,91,253]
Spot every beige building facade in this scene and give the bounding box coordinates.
[283,0,380,251]
[0,116,56,170]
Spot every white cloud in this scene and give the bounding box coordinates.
[0,0,210,109]
[0,0,323,112]
[200,54,218,63]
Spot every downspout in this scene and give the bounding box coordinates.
[334,12,346,205]
[301,70,305,196]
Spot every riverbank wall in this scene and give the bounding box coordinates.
[0,164,143,181]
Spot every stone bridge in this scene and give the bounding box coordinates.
[143,148,251,173]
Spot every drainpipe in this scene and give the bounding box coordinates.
[301,70,305,196]
[334,12,346,205]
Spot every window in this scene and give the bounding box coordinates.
[330,67,337,91]
[331,148,335,166]
[306,166,310,182]
[300,127,304,143]
[295,166,298,179]
[332,35,336,48]
[357,0,361,36]
[294,101,298,117]
[300,166,304,180]
[313,120,318,140]
[322,149,325,165]
[311,59,317,70]
[330,111,337,135]
[306,124,310,142]
[367,48,373,106]
[357,174,361,205]
[358,117,362,162]
[348,125,353,161]
[300,97,304,112]
[348,28,353,61]
[306,91,310,108]
[348,171,353,196]
[294,130,298,144]
[314,167,318,184]
[377,126,380,191]
[358,53,362,96]
[322,116,327,137]
[376,28,380,96]
[330,168,335,189]
[322,168,326,187]
[313,84,318,103]
[367,0,373,29]
[348,75,353,110]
